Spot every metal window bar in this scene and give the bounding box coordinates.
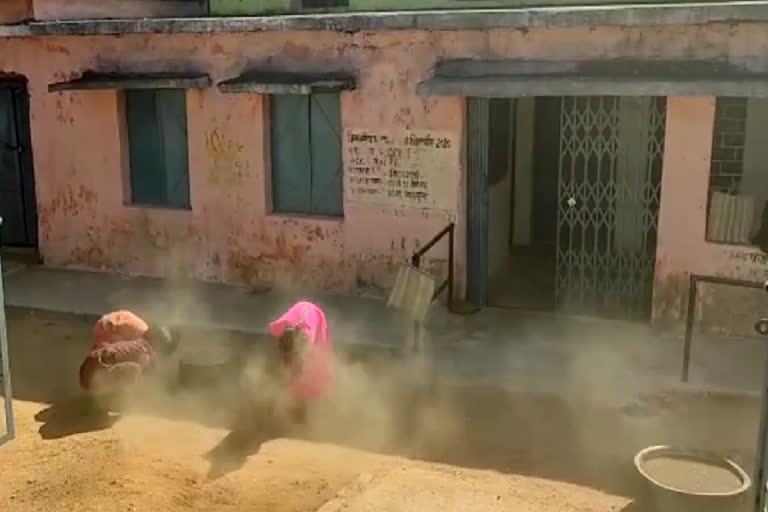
[0,216,15,447]
[411,222,455,311]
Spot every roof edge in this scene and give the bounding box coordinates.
[2,2,768,37]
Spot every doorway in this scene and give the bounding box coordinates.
[467,95,666,321]
[486,97,559,311]
[0,78,37,248]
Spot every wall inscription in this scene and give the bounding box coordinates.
[344,129,458,211]
[728,250,768,266]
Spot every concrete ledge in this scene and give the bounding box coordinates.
[48,71,212,92]
[418,58,768,96]
[419,77,768,97]
[1,2,768,37]
[218,69,356,94]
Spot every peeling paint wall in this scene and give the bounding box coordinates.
[32,0,207,21]
[0,31,465,295]
[3,24,768,300]
[654,97,768,337]
[0,0,31,23]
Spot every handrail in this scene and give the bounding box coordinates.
[411,222,454,312]
[682,274,763,383]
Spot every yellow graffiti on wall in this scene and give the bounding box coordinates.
[205,126,246,186]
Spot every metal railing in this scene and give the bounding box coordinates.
[411,222,454,312]
[681,273,768,512]
[681,274,764,382]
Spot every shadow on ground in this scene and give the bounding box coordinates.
[3,306,762,510]
[203,423,281,479]
[33,396,120,439]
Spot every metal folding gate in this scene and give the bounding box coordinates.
[555,96,666,320]
[0,217,15,447]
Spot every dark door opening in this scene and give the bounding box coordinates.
[0,78,37,248]
[468,95,666,321]
[487,97,560,311]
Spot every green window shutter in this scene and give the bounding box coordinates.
[0,88,24,245]
[271,94,311,214]
[126,90,166,206]
[309,93,343,217]
[155,90,190,209]
[126,89,190,209]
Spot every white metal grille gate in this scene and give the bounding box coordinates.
[0,217,15,447]
[556,96,666,320]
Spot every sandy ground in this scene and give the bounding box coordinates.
[1,400,388,512]
[0,307,764,511]
[1,400,633,512]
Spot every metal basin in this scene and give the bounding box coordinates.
[634,445,751,512]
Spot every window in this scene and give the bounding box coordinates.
[705,97,768,248]
[270,93,343,217]
[125,89,190,209]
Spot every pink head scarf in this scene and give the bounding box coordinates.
[269,301,334,401]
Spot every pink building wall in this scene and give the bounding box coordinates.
[32,0,205,20]
[654,98,768,336]
[0,32,469,294]
[0,24,767,318]
[0,0,31,24]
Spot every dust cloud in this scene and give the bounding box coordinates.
[123,316,466,469]
[108,258,471,468]
[2,266,763,510]
[111,269,760,486]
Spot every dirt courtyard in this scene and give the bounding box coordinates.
[0,307,764,511]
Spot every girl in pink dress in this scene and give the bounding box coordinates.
[268,301,334,423]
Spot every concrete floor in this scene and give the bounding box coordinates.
[2,263,766,403]
[488,245,556,311]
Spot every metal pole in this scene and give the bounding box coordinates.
[681,274,698,382]
[447,223,454,313]
[0,216,14,446]
[755,279,768,512]
[754,340,768,512]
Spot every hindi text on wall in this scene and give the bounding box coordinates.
[344,129,458,211]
